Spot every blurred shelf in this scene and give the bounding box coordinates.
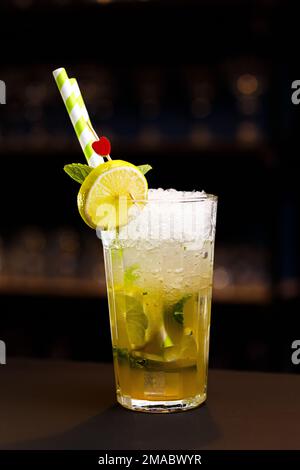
[0,275,106,298]
[0,274,271,304]
[0,0,272,10]
[0,141,271,158]
[213,284,271,304]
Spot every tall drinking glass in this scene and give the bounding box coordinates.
[100,190,217,413]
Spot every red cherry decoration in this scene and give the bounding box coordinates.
[92,136,111,156]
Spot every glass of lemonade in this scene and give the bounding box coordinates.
[53,68,218,413]
[100,189,217,413]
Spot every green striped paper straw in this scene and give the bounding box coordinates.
[70,79,111,160]
[69,78,91,126]
[52,68,103,167]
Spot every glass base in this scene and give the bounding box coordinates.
[117,392,206,413]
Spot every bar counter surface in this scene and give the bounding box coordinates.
[0,359,299,450]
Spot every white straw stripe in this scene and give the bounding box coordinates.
[69,103,82,127]
[71,79,90,124]
[79,105,89,123]
[52,68,63,80]
[89,154,103,168]
[79,127,94,148]
[60,80,73,103]
[72,82,80,98]
[82,108,90,123]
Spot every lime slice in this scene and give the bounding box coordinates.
[181,335,197,360]
[115,294,148,349]
[143,292,164,343]
[77,160,148,229]
[164,334,197,363]
[142,292,173,349]
[130,351,196,371]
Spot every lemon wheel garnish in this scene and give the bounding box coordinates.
[77,160,148,229]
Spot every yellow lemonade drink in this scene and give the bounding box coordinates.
[53,68,218,413]
[101,189,217,412]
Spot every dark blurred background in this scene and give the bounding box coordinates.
[0,0,299,373]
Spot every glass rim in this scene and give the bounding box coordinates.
[129,193,218,203]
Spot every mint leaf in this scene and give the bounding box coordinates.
[137,164,152,176]
[173,311,184,325]
[124,264,140,284]
[113,347,128,362]
[64,163,151,183]
[113,348,149,369]
[129,355,148,369]
[64,163,92,184]
[172,295,192,325]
